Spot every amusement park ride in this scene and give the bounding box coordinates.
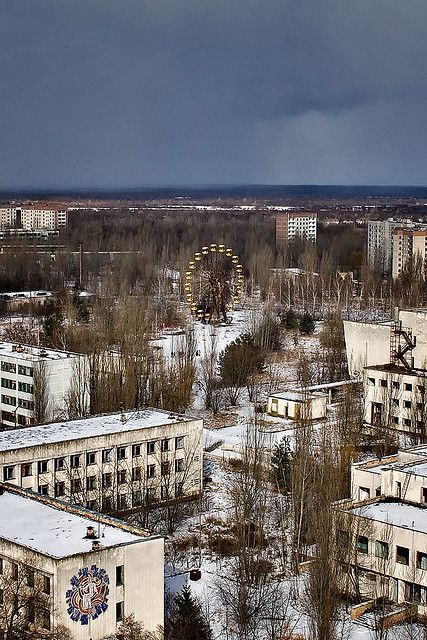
[183,243,244,323]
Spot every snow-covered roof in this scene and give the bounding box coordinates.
[351,501,427,533]
[0,290,53,299]
[269,390,327,402]
[0,409,194,453]
[0,488,146,558]
[0,342,82,362]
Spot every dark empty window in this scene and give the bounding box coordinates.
[86,452,96,465]
[396,546,410,565]
[417,551,427,570]
[55,482,65,497]
[116,565,124,586]
[116,601,124,622]
[38,460,48,474]
[70,455,80,469]
[54,457,65,471]
[357,536,369,554]
[375,540,389,559]
[21,463,32,477]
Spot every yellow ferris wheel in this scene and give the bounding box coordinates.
[183,243,245,323]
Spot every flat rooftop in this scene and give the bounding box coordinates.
[0,409,194,452]
[350,500,427,533]
[269,390,327,401]
[365,363,427,377]
[0,487,145,558]
[0,342,80,361]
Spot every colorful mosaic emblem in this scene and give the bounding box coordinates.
[66,565,109,625]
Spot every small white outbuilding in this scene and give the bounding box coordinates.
[267,390,328,421]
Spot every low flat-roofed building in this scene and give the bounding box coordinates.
[266,390,327,421]
[0,409,203,513]
[0,482,163,639]
[0,342,89,428]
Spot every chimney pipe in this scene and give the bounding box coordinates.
[86,525,96,539]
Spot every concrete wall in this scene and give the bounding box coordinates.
[0,534,164,639]
[399,310,427,369]
[344,321,391,377]
[56,537,164,640]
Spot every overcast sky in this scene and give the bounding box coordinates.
[0,0,426,188]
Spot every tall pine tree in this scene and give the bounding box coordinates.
[166,585,212,640]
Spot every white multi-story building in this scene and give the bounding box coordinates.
[338,444,427,610]
[0,342,89,428]
[0,205,67,230]
[392,228,427,279]
[0,483,164,640]
[275,211,317,245]
[367,219,408,274]
[0,409,203,512]
[363,363,427,435]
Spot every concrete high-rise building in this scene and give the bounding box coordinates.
[367,219,404,274]
[275,211,317,245]
[0,205,67,230]
[392,228,427,279]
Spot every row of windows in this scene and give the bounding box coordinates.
[1,378,33,393]
[45,482,186,507]
[1,395,34,410]
[0,362,33,376]
[0,557,50,593]
[4,458,186,482]
[367,377,421,392]
[1,410,31,426]
[356,535,427,570]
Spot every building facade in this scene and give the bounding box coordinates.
[363,363,427,436]
[0,409,203,513]
[0,205,67,230]
[0,342,89,429]
[392,228,427,279]
[367,219,404,274]
[275,211,317,245]
[0,483,164,640]
[338,444,427,611]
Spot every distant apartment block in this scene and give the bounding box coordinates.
[0,409,203,513]
[0,204,67,230]
[0,342,88,429]
[275,211,317,245]
[367,219,404,274]
[392,228,427,278]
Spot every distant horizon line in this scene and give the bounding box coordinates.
[0,183,426,194]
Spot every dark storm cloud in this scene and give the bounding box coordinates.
[0,0,426,187]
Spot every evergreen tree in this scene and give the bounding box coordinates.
[299,312,315,335]
[166,585,212,640]
[271,436,292,493]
